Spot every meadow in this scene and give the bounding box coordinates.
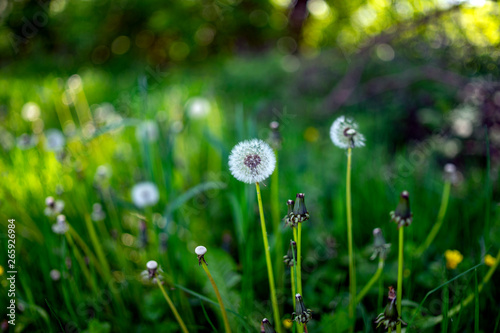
[1,1,500,332]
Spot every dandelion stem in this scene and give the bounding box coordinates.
[396,227,404,333]
[200,261,232,333]
[297,223,303,296]
[415,181,451,257]
[256,182,282,333]
[291,264,296,309]
[346,147,356,328]
[156,278,189,333]
[356,258,384,304]
[292,228,304,333]
[271,152,284,298]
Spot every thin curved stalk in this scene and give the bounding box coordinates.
[346,147,356,329]
[157,279,189,333]
[397,227,404,333]
[201,261,232,333]
[356,258,385,304]
[256,182,282,333]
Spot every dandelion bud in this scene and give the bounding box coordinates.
[390,191,413,228]
[292,193,309,223]
[261,318,276,333]
[293,294,313,324]
[195,246,208,266]
[283,240,297,267]
[375,286,407,330]
[371,228,391,260]
[283,199,296,228]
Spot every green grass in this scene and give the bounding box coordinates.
[0,55,499,332]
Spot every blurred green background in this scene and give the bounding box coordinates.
[0,0,499,332]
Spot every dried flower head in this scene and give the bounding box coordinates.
[131,182,160,208]
[330,116,365,149]
[141,260,163,284]
[44,196,65,217]
[375,286,407,330]
[52,214,69,234]
[371,228,391,260]
[261,318,276,333]
[283,199,295,228]
[195,246,208,266]
[293,294,313,324]
[283,240,297,267]
[390,191,413,228]
[445,249,463,269]
[228,139,276,184]
[44,129,66,152]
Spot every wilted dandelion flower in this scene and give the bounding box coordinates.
[390,191,413,228]
[330,116,365,149]
[52,214,69,234]
[371,228,391,260]
[283,199,295,228]
[283,240,297,267]
[292,294,313,324]
[228,139,276,184]
[445,249,463,269]
[44,129,66,152]
[260,318,276,333]
[16,133,38,150]
[44,196,65,217]
[135,120,159,142]
[131,182,159,208]
[375,286,407,330]
[485,254,496,267]
[91,203,106,221]
[141,260,163,284]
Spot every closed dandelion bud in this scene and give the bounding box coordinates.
[375,286,407,330]
[293,294,313,324]
[268,121,282,150]
[261,318,276,333]
[292,193,309,223]
[283,199,296,228]
[390,191,413,228]
[283,240,297,267]
[371,228,391,260]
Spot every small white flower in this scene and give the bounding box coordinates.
[44,129,66,152]
[52,214,69,234]
[50,269,61,281]
[228,139,276,184]
[131,182,160,208]
[44,196,65,217]
[136,120,159,142]
[329,116,365,149]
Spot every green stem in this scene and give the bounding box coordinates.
[157,278,189,333]
[292,228,303,333]
[397,227,404,333]
[415,181,451,257]
[297,223,303,295]
[271,152,284,298]
[256,182,282,333]
[356,258,384,304]
[201,261,232,333]
[291,265,296,310]
[346,147,356,328]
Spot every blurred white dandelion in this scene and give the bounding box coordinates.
[21,102,41,122]
[16,133,38,150]
[44,129,66,152]
[44,196,65,217]
[136,120,159,142]
[330,116,365,149]
[52,214,69,234]
[141,260,164,284]
[95,165,112,183]
[91,203,106,221]
[50,269,61,281]
[186,97,211,119]
[228,139,276,184]
[131,182,159,208]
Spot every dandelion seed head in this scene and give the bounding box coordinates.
[330,116,365,149]
[195,246,207,256]
[52,215,69,234]
[44,129,66,152]
[50,269,61,281]
[131,182,159,208]
[228,139,276,184]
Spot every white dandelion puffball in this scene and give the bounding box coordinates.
[186,97,211,119]
[131,182,160,208]
[136,120,159,142]
[228,139,276,184]
[21,102,41,122]
[195,246,207,256]
[52,215,69,234]
[44,129,66,152]
[330,116,365,149]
